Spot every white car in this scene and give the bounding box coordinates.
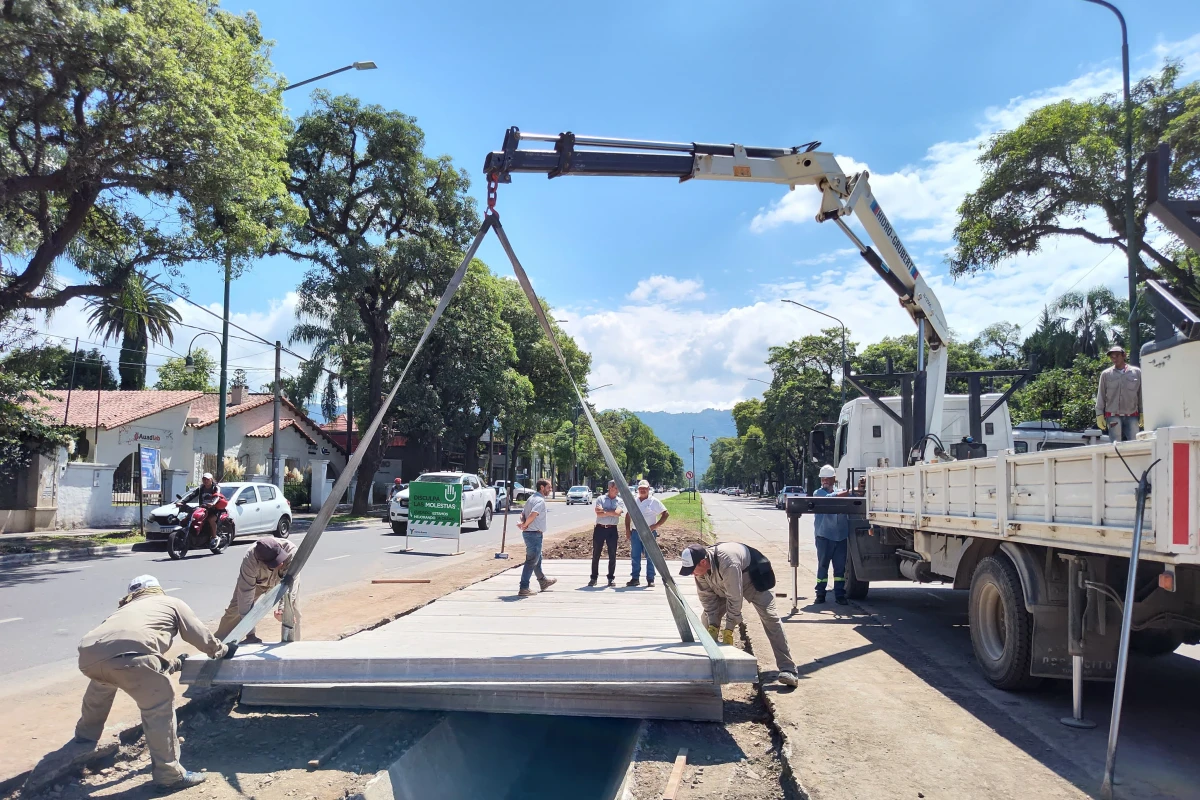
[389,472,497,535]
[494,479,532,502]
[566,485,592,505]
[775,485,806,509]
[145,482,292,541]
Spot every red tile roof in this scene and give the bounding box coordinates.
[31,390,202,429]
[321,412,357,432]
[244,418,316,446]
[188,393,274,428]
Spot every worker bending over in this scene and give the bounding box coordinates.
[680,543,799,687]
[215,536,301,643]
[75,575,229,790]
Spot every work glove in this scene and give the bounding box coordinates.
[222,642,239,660]
[706,625,719,640]
[1139,414,1145,429]
[166,654,187,675]
[1096,416,1107,430]
[720,628,736,646]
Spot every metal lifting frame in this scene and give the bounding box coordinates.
[485,127,953,459]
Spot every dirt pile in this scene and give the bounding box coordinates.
[542,524,709,561]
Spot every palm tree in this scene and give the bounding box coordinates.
[1052,286,1119,358]
[86,273,182,389]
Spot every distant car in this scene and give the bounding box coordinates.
[389,472,496,535]
[679,486,697,494]
[494,480,532,502]
[145,482,291,542]
[775,485,806,509]
[566,485,593,505]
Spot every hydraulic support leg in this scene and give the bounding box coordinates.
[1060,555,1095,729]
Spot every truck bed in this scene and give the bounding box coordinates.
[867,427,1200,564]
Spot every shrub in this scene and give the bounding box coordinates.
[222,456,246,481]
[283,481,309,509]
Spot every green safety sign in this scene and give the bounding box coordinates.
[408,480,462,540]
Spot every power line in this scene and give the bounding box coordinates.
[1020,247,1118,329]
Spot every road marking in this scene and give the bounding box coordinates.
[325,554,351,561]
[0,617,22,625]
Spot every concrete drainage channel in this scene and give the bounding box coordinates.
[357,712,641,800]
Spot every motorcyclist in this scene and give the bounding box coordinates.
[196,472,223,549]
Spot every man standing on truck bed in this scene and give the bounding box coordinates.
[1096,345,1142,442]
[813,464,849,605]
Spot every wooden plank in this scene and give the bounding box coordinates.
[662,747,688,800]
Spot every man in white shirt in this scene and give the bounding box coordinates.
[625,480,669,587]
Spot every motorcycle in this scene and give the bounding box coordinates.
[166,493,233,560]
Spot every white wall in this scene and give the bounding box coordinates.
[56,462,157,529]
[188,401,346,484]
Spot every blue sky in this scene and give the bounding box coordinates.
[36,0,1200,413]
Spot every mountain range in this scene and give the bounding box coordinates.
[632,409,736,483]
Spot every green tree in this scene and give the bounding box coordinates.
[280,92,477,513]
[0,343,117,389]
[1052,286,1119,358]
[85,273,182,389]
[972,322,1024,369]
[951,63,1200,303]
[154,347,216,391]
[0,0,298,318]
[1011,355,1106,431]
[0,372,72,483]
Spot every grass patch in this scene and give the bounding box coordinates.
[663,493,713,542]
[331,513,375,524]
[0,529,145,555]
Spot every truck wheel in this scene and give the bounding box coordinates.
[1130,630,1183,656]
[845,555,869,600]
[391,521,407,536]
[479,504,493,530]
[969,555,1041,690]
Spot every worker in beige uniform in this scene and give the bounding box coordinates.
[680,543,799,687]
[215,537,301,643]
[75,575,229,790]
[1095,344,1143,442]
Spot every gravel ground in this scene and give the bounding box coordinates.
[543,524,711,562]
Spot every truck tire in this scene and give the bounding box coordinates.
[479,503,493,530]
[968,555,1041,690]
[1130,630,1183,656]
[845,555,869,600]
[391,521,407,536]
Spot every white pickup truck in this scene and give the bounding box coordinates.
[388,472,497,536]
[806,283,1200,689]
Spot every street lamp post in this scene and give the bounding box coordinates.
[690,431,708,501]
[572,383,611,486]
[1082,0,1140,364]
[185,331,225,475]
[782,299,847,407]
[208,62,377,482]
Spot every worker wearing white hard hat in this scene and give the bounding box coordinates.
[813,465,849,605]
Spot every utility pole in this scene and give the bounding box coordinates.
[94,356,104,462]
[271,340,281,487]
[690,431,708,502]
[63,337,79,425]
[216,251,231,481]
[1082,0,1140,363]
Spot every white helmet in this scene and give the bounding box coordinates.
[818,464,836,479]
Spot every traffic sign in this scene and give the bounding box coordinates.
[685,470,694,480]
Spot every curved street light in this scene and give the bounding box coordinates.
[184,331,223,374]
[283,61,377,92]
[781,298,847,407]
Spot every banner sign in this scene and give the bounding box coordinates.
[408,480,462,540]
[140,447,162,493]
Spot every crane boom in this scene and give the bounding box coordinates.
[485,128,952,456]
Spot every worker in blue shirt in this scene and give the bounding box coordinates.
[813,464,849,605]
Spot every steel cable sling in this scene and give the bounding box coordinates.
[197,202,729,685]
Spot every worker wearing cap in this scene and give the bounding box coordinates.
[75,575,228,790]
[590,480,625,587]
[679,544,798,687]
[625,480,669,588]
[1096,345,1142,442]
[215,536,301,643]
[813,465,849,605]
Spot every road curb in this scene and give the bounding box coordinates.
[0,542,152,568]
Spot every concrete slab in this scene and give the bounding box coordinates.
[181,560,756,687]
[241,681,724,721]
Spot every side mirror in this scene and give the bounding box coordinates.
[809,429,827,462]
[175,494,182,500]
[236,496,249,505]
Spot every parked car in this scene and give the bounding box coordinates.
[775,485,806,509]
[389,472,497,535]
[566,485,593,505]
[146,482,292,542]
[494,479,532,502]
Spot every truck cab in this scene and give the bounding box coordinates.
[830,394,1014,488]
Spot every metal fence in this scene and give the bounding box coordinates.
[111,457,160,507]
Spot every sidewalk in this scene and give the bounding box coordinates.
[712,510,1089,800]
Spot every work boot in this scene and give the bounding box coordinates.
[538,577,557,591]
[587,578,597,587]
[626,578,640,587]
[814,593,826,604]
[646,579,655,587]
[777,671,799,688]
[156,772,208,792]
[241,633,263,645]
[835,595,848,606]
[518,587,536,597]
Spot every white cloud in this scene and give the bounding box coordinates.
[627,275,706,304]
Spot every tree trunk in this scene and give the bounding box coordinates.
[352,332,388,515]
[462,432,482,476]
[118,330,147,390]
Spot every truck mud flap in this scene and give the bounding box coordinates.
[1030,605,1119,680]
[851,525,902,582]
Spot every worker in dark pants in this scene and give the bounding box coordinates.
[813,465,848,605]
[589,480,625,587]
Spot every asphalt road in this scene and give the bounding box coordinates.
[0,499,599,679]
[704,492,1200,799]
